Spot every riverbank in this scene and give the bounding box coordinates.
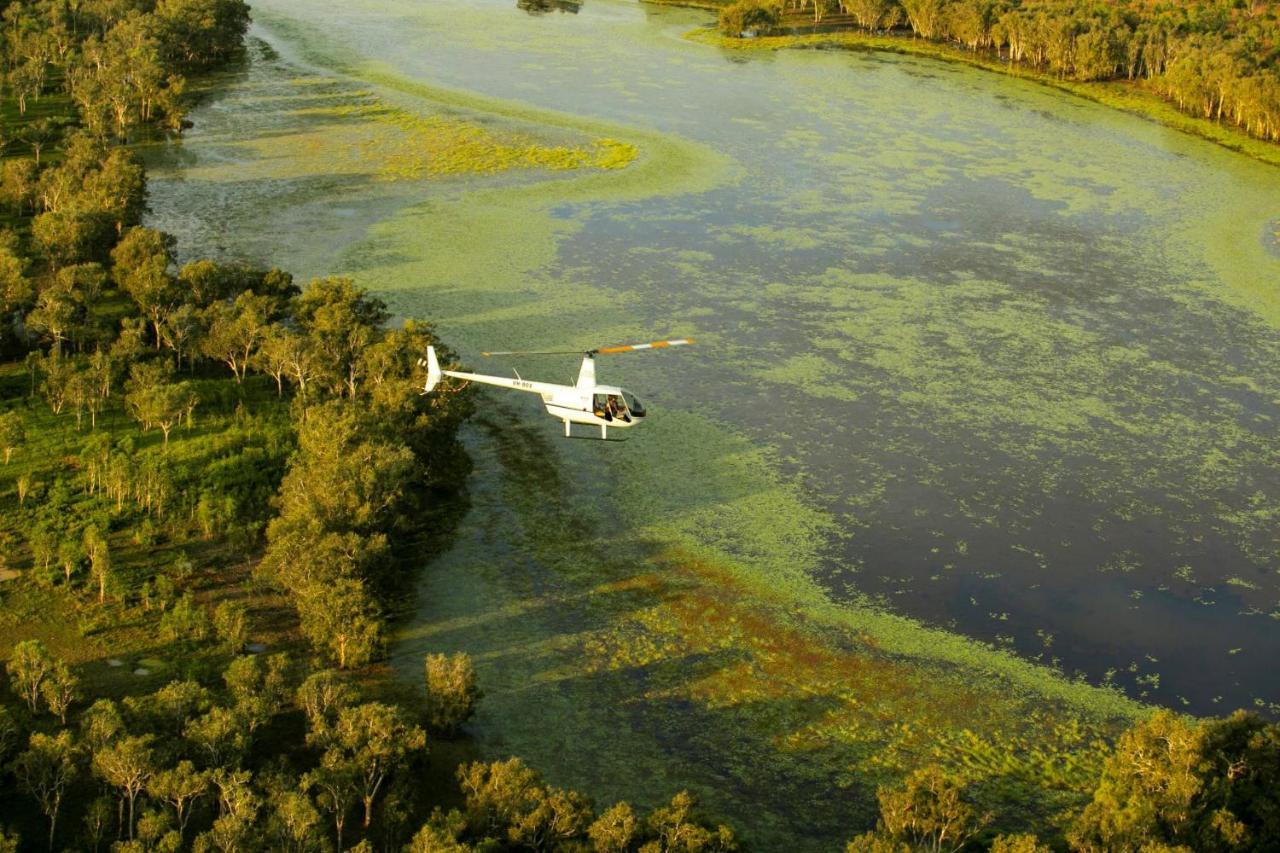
[683,25,1280,170]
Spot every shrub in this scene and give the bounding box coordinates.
[160,594,212,644]
[423,652,481,735]
[718,0,781,36]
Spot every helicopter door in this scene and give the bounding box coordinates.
[593,393,630,422]
[610,394,631,422]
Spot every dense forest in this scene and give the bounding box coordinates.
[717,0,1280,142]
[0,0,1279,848]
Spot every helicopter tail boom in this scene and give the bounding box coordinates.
[420,346,568,397]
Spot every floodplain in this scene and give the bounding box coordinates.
[141,0,1280,845]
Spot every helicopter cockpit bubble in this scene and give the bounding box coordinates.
[622,390,645,418]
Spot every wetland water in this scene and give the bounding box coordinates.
[144,0,1280,843]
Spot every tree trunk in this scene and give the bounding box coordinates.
[47,797,60,852]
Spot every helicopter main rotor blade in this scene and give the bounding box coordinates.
[595,338,695,355]
[480,349,585,357]
[482,338,695,357]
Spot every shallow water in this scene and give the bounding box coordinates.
[144,0,1280,841]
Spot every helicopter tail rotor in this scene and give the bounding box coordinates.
[417,346,442,394]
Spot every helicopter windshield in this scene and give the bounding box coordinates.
[622,391,645,417]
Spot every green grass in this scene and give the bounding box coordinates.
[0,363,300,699]
[0,90,76,153]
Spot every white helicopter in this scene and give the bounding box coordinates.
[420,338,693,439]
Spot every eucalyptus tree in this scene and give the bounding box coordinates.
[212,601,248,653]
[184,705,248,768]
[0,158,37,215]
[589,802,639,853]
[423,652,481,736]
[294,276,389,400]
[327,702,427,830]
[295,577,382,670]
[39,660,80,724]
[0,239,33,324]
[267,786,324,853]
[847,765,989,853]
[900,0,946,39]
[223,653,290,735]
[26,276,81,354]
[93,733,157,840]
[21,117,59,164]
[14,731,79,851]
[125,362,196,447]
[1069,710,1280,852]
[79,698,125,752]
[6,638,54,713]
[0,410,24,464]
[303,751,362,851]
[83,524,112,603]
[201,290,273,382]
[112,227,178,349]
[297,670,357,740]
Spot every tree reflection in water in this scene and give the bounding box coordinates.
[517,0,582,13]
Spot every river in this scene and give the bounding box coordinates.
[142,0,1280,844]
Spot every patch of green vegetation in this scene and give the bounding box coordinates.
[0,369,298,698]
[170,66,636,187]
[683,27,1280,170]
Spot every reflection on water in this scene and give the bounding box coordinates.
[518,0,582,14]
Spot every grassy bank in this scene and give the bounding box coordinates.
[683,26,1280,169]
